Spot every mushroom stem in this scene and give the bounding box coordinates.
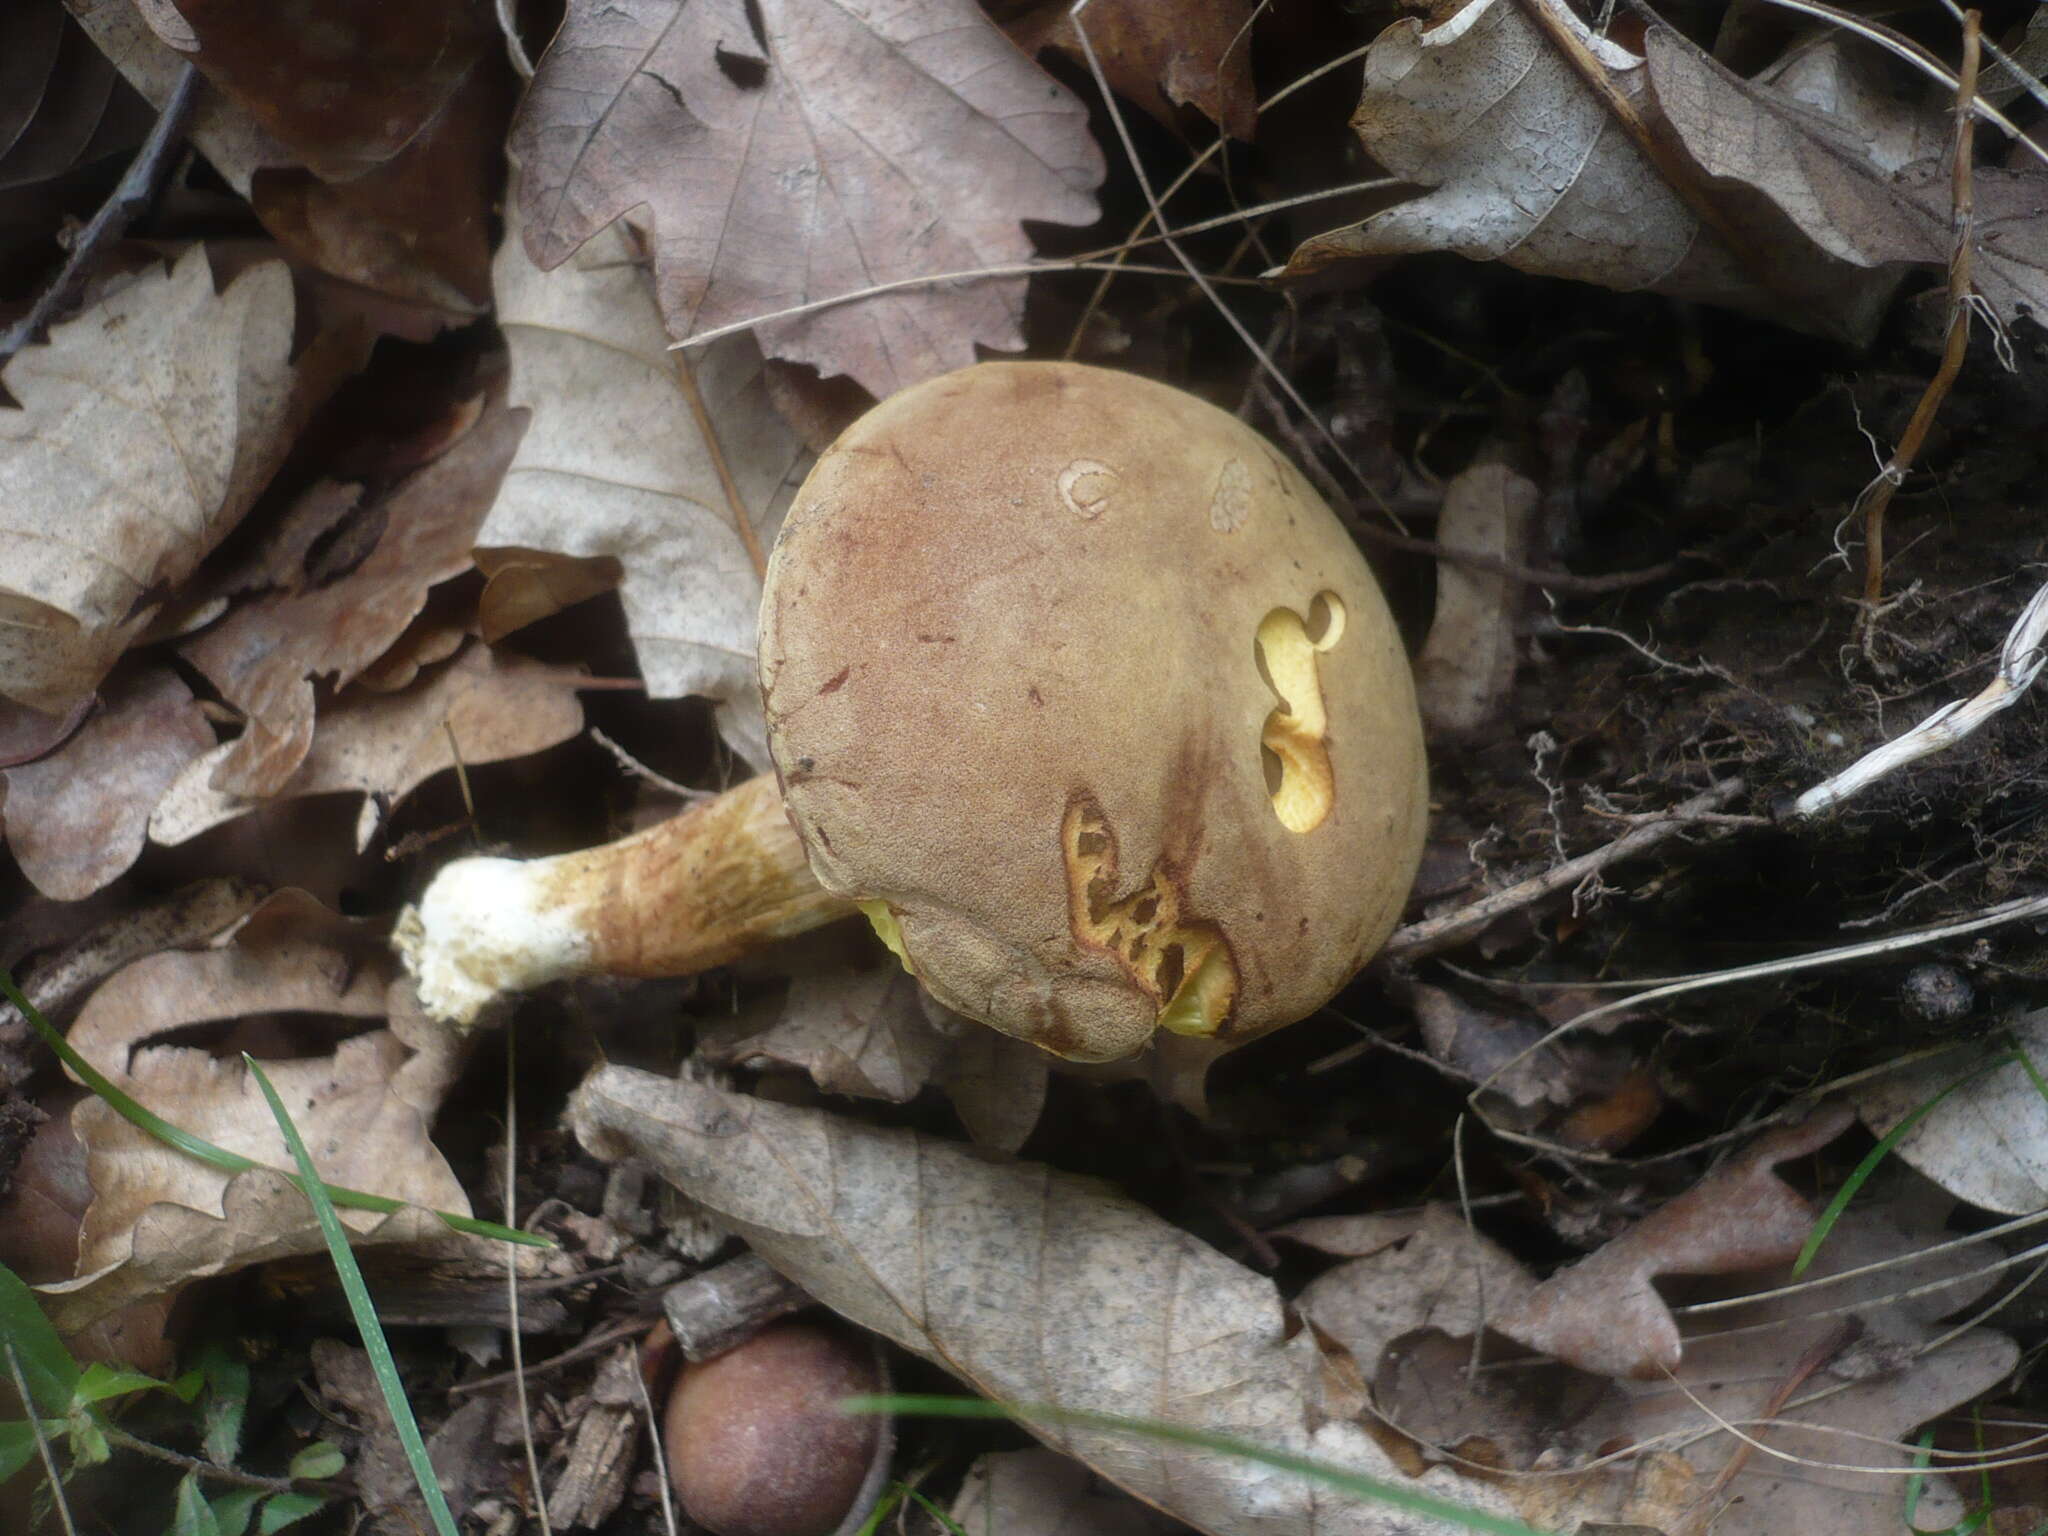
[394,773,852,1024]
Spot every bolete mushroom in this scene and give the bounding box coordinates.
[396,361,1427,1091]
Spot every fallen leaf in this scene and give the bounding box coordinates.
[1852,1008,2048,1214]
[700,959,1052,1148]
[571,1063,1522,1536]
[1595,1195,2016,1536]
[38,893,483,1334]
[481,209,807,764]
[0,246,299,715]
[150,643,586,851]
[700,963,951,1102]
[509,0,1104,396]
[1493,1103,1857,1379]
[66,0,498,310]
[938,1020,1050,1154]
[1414,463,1536,736]
[1282,0,1903,344]
[181,388,528,796]
[1306,1189,2015,1535]
[1006,0,1258,140]
[1645,23,2048,332]
[473,549,623,645]
[1295,1204,1536,1372]
[1,667,214,900]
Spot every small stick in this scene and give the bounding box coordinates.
[662,1253,812,1361]
[1381,779,1745,964]
[0,64,201,369]
[1796,576,2048,816]
[1,877,263,1040]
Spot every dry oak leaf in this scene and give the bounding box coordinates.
[0,246,297,716]
[1,666,212,900]
[1330,1197,2016,1536]
[571,1064,1521,1536]
[1492,1101,1857,1380]
[482,210,807,765]
[180,388,528,798]
[36,893,483,1333]
[1588,1199,2018,1536]
[1643,23,2048,330]
[1281,0,1904,345]
[150,642,586,851]
[508,0,1104,398]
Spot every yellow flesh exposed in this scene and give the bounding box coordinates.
[1062,795,1238,1037]
[1256,593,1345,833]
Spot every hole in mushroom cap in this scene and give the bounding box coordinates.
[1156,943,1186,1001]
[1060,792,1238,1038]
[1255,592,1346,834]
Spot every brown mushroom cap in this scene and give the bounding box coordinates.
[758,361,1426,1068]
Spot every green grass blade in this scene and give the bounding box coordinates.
[844,1395,1548,1536]
[0,972,548,1249]
[244,1056,459,1536]
[1794,1055,2009,1279]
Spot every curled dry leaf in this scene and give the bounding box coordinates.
[1299,1193,2015,1535]
[0,247,298,715]
[180,388,529,797]
[509,0,1104,397]
[1282,0,1903,344]
[151,642,587,852]
[571,1064,1522,1536]
[37,893,486,1334]
[1493,1102,1857,1379]
[1852,1008,2048,1215]
[482,209,809,764]
[1,667,213,900]
[1644,26,2048,331]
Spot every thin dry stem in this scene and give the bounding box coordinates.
[1856,7,1981,609]
[1382,778,1746,965]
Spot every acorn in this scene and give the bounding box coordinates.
[662,1320,888,1536]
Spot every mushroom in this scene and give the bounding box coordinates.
[396,361,1427,1092]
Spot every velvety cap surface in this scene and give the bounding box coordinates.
[759,362,1427,1063]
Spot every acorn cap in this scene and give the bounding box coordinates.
[758,361,1427,1080]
